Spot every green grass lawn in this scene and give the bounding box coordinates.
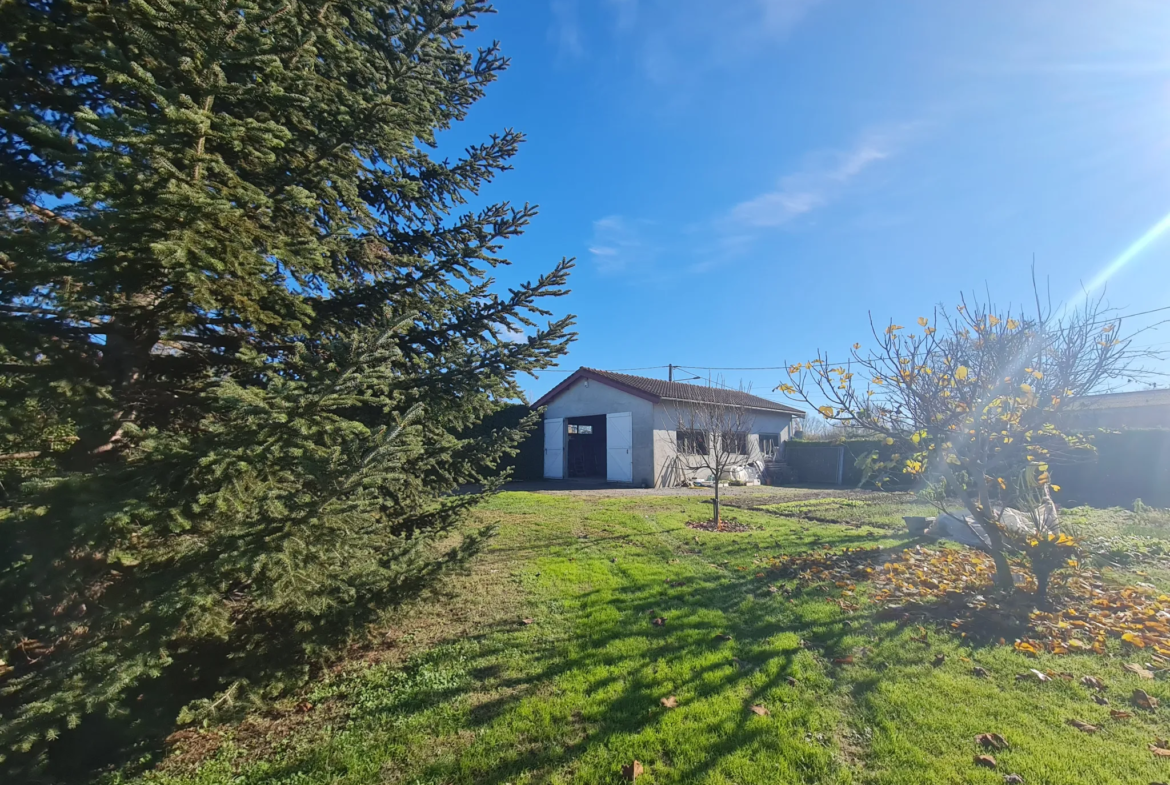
[121,490,1170,785]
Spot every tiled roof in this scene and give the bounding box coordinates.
[533,367,804,415]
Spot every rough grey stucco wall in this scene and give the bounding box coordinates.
[652,402,795,486]
[542,379,655,485]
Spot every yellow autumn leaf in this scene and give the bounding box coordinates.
[917,317,928,327]
[1020,383,1032,394]
[1051,484,1061,492]
[853,343,861,350]
[818,406,834,418]
[885,324,904,334]
[955,366,969,381]
[885,437,894,445]
[1006,319,1020,330]
[1122,632,1146,648]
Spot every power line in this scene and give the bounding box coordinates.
[533,365,670,374]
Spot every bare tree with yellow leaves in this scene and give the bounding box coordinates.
[779,284,1159,598]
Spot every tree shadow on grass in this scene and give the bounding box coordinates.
[302,548,903,784]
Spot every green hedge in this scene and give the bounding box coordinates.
[466,404,545,482]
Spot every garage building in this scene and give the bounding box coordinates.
[531,367,805,487]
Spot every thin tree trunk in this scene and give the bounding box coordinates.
[714,476,722,530]
[1036,568,1050,609]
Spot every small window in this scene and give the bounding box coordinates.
[722,431,748,455]
[758,433,780,457]
[567,424,593,435]
[677,429,707,455]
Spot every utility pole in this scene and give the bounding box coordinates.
[668,364,673,382]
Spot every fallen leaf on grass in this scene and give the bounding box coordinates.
[750,704,770,717]
[1151,739,1170,758]
[786,676,797,686]
[621,760,644,781]
[1093,694,1110,705]
[660,695,679,709]
[1068,719,1099,733]
[974,754,997,769]
[834,656,854,665]
[1123,632,1146,648]
[1081,675,1107,691]
[1014,640,1041,657]
[976,733,1009,750]
[932,654,946,667]
[1003,775,1024,784]
[1134,689,1159,710]
[521,618,535,625]
[1110,710,1133,720]
[1124,663,1155,680]
[651,617,666,627]
[1016,669,1050,683]
[714,633,732,642]
[973,666,990,678]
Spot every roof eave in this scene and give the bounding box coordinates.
[658,396,805,417]
[531,368,661,409]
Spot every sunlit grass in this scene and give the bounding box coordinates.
[125,492,1170,785]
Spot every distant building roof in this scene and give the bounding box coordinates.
[1065,388,1170,411]
[532,367,805,415]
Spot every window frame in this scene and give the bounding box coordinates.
[722,430,749,455]
[758,432,780,458]
[676,428,708,456]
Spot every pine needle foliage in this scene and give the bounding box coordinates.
[0,0,574,771]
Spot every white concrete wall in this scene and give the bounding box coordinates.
[651,401,796,486]
[543,379,656,485]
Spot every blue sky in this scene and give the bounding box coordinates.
[445,0,1170,404]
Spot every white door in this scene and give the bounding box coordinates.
[606,412,633,483]
[543,418,564,479]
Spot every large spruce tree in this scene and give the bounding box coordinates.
[0,0,573,770]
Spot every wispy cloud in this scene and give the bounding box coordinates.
[614,0,822,84]
[728,128,910,229]
[588,215,656,274]
[498,324,527,343]
[586,124,923,276]
[549,0,584,59]
[604,0,638,32]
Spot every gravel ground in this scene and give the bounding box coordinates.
[500,480,901,504]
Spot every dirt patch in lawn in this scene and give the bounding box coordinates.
[686,518,755,533]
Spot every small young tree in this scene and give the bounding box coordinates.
[672,393,754,529]
[779,286,1154,596]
